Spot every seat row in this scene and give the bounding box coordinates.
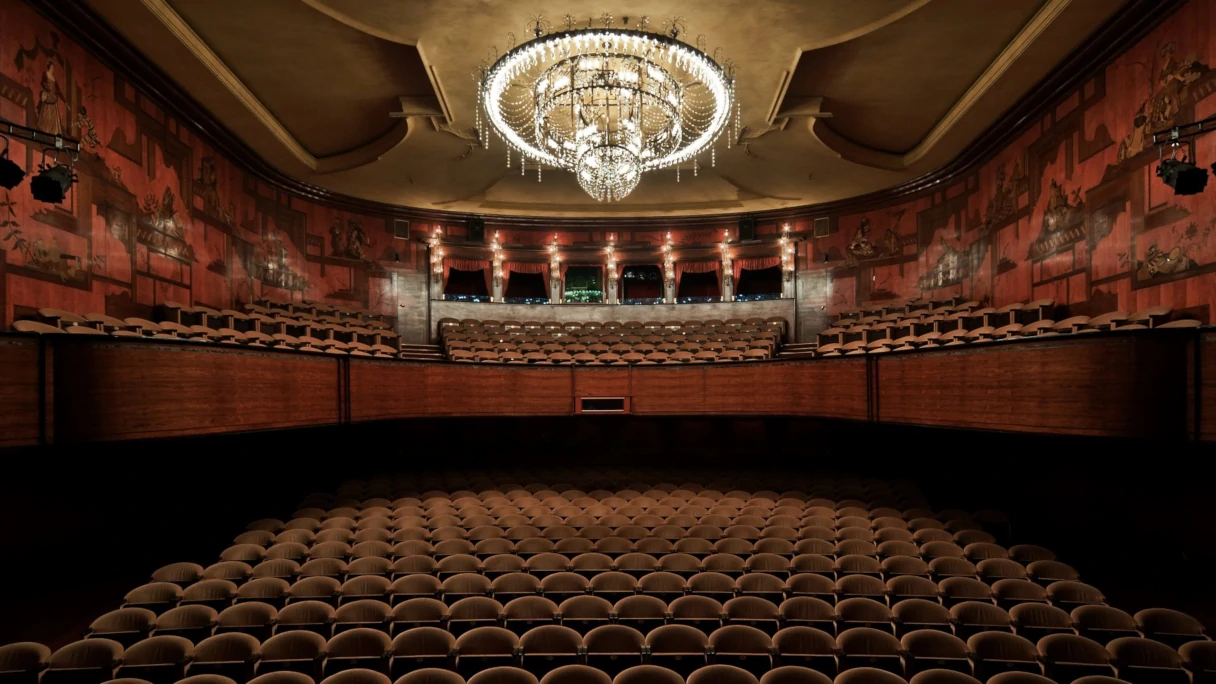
[13,622,1212,684]
[93,591,1204,646]
[443,330,780,343]
[279,498,937,516]
[15,662,1201,684]
[248,508,1000,530]
[814,317,1201,357]
[250,298,389,323]
[8,320,403,358]
[450,350,771,365]
[145,554,1079,592]
[228,528,999,551]
[119,573,1120,629]
[439,319,789,333]
[306,481,926,505]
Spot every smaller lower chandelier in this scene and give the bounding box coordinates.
[576,147,641,203]
[477,14,737,203]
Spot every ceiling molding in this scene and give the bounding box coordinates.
[797,0,935,53]
[140,0,319,169]
[298,0,417,46]
[807,0,1073,171]
[31,0,1184,229]
[143,0,419,172]
[299,0,454,124]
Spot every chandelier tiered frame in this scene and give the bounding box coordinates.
[477,25,736,202]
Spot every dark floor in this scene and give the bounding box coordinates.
[0,417,1212,647]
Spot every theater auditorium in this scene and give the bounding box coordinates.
[0,2,1214,684]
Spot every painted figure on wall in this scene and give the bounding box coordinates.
[74,105,100,150]
[983,163,1020,232]
[36,60,66,135]
[328,216,371,260]
[194,156,235,225]
[1116,42,1211,162]
[845,211,904,265]
[1137,220,1211,280]
[846,218,877,262]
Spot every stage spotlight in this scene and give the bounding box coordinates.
[1157,157,1208,195]
[0,137,25,190]
[30,159,77,203]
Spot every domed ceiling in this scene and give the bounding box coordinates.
[86,0,1128,217]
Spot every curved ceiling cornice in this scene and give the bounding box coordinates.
[804,0,1072,172]
[132,0,425,173]
[39,0,1182,227]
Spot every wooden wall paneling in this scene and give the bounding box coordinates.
[873,332,1191,438]
[700,364,779,414]
[420,364,574,416]
[784,358,871,420]
[630,366,709,415]
[347,359,429,422]
[51,338,342,442]
[1201,330,1216,442]
[572,367,632,398]
[0,335,44,447]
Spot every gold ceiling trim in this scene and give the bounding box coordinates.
[299,0,452,124]
[809,0,1073,171]
[141,0,417,174]
[139,0,318,168]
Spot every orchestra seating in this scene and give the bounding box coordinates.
[780,300,1203,360]
[4,471,1208,684]
[7,300,445,361]
[437,318,788,364]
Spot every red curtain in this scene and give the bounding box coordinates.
[443,258,490,291]
[733,256,781,285]
[505,262,550,296]
[675,260,719,290]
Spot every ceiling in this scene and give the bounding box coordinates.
[86,0,1129,218]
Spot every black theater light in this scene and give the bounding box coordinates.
[30,150,77,204]
[1157,157,1208,195]
[0,135,25,190]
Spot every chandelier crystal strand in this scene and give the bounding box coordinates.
[479,20,734,202]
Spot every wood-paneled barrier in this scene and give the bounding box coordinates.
[0,329,1209,446]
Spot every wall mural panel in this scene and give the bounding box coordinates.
[0,0,419,328]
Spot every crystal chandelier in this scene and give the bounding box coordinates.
[476,14,737,202]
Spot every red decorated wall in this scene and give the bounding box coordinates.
[3,0,1216,331]
[791,0,1216,322]
[0,0,429,328]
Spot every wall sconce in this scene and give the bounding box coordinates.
[428,228,444,275]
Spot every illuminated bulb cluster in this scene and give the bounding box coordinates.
[491,231,504,298]
[780,224,795,274]
[606,242,618,283]
[429,228,445,275]
[662,232,675,284]
[478,20,736,202]
[548,234,562,280]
